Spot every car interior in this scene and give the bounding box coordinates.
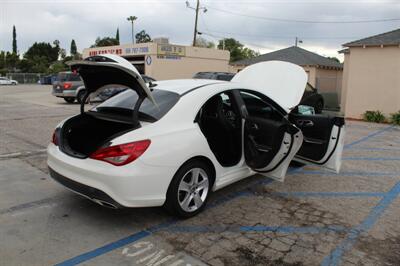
[239,91,292,170]
[198,92,242,167]
[289,113,344,162]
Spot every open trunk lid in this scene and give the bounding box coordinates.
[231,61,307,113]
[68,54,156,106]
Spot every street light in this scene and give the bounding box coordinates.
[127,16,138,44]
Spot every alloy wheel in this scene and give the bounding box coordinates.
[177,168,209,212]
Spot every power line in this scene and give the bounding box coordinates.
[205,5,400,24]
[201,28,362,40]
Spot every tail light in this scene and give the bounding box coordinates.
[52,129,59,146]
[90,140,151,166]
[63,82,72,89]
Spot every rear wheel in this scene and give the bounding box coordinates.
[63,97,75,103]
[77,90,87,104]
[164,160,212,218]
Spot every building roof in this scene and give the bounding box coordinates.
[343,28,400,47]
[232,46,342,69]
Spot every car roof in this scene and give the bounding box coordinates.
[153,79,226,95]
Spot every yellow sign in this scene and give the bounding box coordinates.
[157,44,185,56]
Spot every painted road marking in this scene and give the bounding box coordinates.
[321,181,400,266]
[121,241,204,266]
[272,191,387,198]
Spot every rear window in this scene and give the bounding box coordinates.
[92,88,180,121]
[57,72,81,82]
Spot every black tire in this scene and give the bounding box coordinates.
[164,160,213,218]
[315,100,324,114]
[77,90,87,104]
[63,97,75,103]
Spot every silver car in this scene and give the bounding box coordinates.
[52,72,85,103]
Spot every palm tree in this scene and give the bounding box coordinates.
[127,16,138,44]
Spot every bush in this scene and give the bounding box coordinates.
[390,111,400,125]
[363,110,386,123]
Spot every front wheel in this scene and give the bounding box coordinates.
[164,160,212,218]
[63,97,75,103]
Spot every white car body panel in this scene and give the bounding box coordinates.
[48,55,344,208]
[232,61,308,113]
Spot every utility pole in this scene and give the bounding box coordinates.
[295,37,303,47]
[127,16,138,44]
[192,0,200,46]
[186,1,207,47]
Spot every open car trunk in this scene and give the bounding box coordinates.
[60,114,135,158]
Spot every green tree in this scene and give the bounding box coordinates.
[20,41,61,72]
[24,42,59,62]
[195,37,215,48]
[218,38,259,62]
[0,51,20,72]
[12,25,17,54]
[115,28,120,44]
[91,37,119,48]
[135,30,151,43]
[70,39,77,55]
[327,57,340,63]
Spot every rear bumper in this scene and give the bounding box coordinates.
[47,143,176,208]
[52,90,76,97]
[49,167,122,208]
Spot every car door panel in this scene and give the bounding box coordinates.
[244,116,303,182]
[289,113,345,172]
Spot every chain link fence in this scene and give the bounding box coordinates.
[5,73,47,84]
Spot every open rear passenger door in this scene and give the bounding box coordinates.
[289,113,345,172]
[243,112,303,182]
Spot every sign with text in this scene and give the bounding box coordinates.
[157,44,185,56]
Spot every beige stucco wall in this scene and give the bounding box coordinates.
[341,46,400,119]
[315,68,342,93]
[302,66,317,87]
[83,43,230,80]
[340,53,350,112]
[146,46,230,80]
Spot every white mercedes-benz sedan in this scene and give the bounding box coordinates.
[47,54,345,217]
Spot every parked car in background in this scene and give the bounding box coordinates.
[52,70,156,104]
[52,71,84,103]
[48,55,345,217]
[40,74,57,85]
[300,83,324,114]
[195,72,324,113]
[0,77,18,85]
[193,72,235,81]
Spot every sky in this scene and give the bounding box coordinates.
[1,0,400,61]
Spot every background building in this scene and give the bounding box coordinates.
[340,28,400,119]
[83,38,230,80]
[230,46,343,95]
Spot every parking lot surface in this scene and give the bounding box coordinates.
[1,85,399,266]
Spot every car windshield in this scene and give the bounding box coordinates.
[91,88,180,122]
